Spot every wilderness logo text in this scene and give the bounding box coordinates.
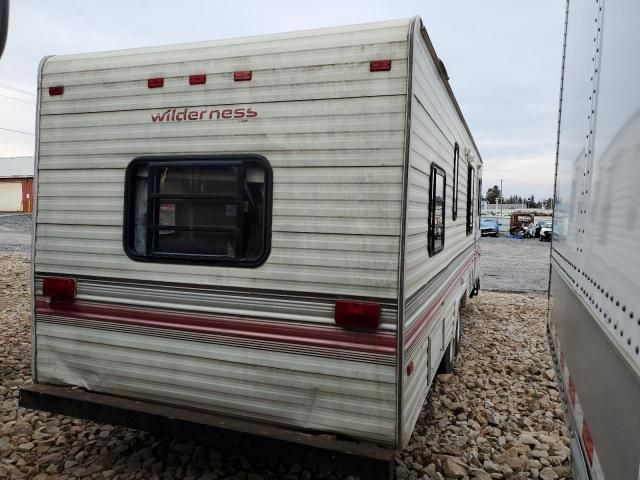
[150,106,258,123]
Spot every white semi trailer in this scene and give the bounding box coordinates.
[549,1,640,479]
[20,17,482,475]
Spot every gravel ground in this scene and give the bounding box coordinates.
[0,214,32,254]
[396,292,571,480]
[479,237,550,293]
[0,254,570,480]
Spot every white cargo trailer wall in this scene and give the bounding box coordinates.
[399,21,481,445]
[549,0,640,478]
[34,20,411,445]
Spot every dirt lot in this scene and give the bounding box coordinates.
[479,237,550,294]
[0,214,31,254]
[0,252,570,480]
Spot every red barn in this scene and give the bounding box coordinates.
[0,156,33,212]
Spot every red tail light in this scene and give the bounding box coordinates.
[334,300,381,330]
[43,277,76,300]
[48,86,64,96]
[189,74,207,85]
[370,59,392,72]
[234,70,252,81]
[147,77,164,88]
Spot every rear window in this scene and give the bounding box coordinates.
[124,155,272,267]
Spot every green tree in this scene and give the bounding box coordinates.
[485,185,502,204]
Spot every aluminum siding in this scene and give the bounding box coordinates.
[35,20,410,300]
[399,21,481,447]
[33,19,411,446]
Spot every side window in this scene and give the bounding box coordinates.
[428,164,446,256]
[124,155,272,266]
[466,164,474,235]
[452,143,460,221]
[477,175,482,228]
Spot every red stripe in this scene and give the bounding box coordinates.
[35,299,395,356]
[404,253,475,349]
[582,418,594,465]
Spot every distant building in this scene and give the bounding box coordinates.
[0,156,34,212]
[482,202,527,213]
[481,202,552,217]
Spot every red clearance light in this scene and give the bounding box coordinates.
[234,70,252,81]
[43,277,76,300]
[370,59,392,72]
[334,300,381,330]
[406,361,415,376]
[189,74,207,85]
[148,77,164,88]
[48,86,64,96]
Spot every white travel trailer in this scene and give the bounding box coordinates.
[549,1,640,479]
[21,17,482,470]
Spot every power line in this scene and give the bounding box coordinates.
[0,127,34,136]
[0,82,35,97]
[0,93,36,105]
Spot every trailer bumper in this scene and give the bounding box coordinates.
[19,384,394,480]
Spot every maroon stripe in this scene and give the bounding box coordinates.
[35,299,396,355]
[404,253,475,349]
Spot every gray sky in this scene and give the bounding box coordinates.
[0,1,564,199]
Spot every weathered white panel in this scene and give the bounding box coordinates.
[40,96,406,130]
[43,20,410,74]
[36,322,396,443]
[399,20,481,448]
[41,79,406,116]
[41,115,405,143]
[402,27,480,299]
[39,131,404,156]
[38,149,403,170]
[38,197,402,219]
[42,60,408,100]
[36,37,407,298]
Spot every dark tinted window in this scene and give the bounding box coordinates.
[428,164,446,256]
[124,155,272,266]
[466,165,474,235]
[477,176,482,229]
[452,143,460,221]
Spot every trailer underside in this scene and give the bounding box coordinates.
[19,383,394,480]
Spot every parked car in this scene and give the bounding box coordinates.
[539,221,552,242]
[480,219,500,237]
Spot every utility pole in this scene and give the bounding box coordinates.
[500,179,503,217]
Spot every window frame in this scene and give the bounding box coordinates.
[428,163,446,256]
[123,154,273,268]
[452,142,460,221]
[466,163,475,236]
[477,175,482,230]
